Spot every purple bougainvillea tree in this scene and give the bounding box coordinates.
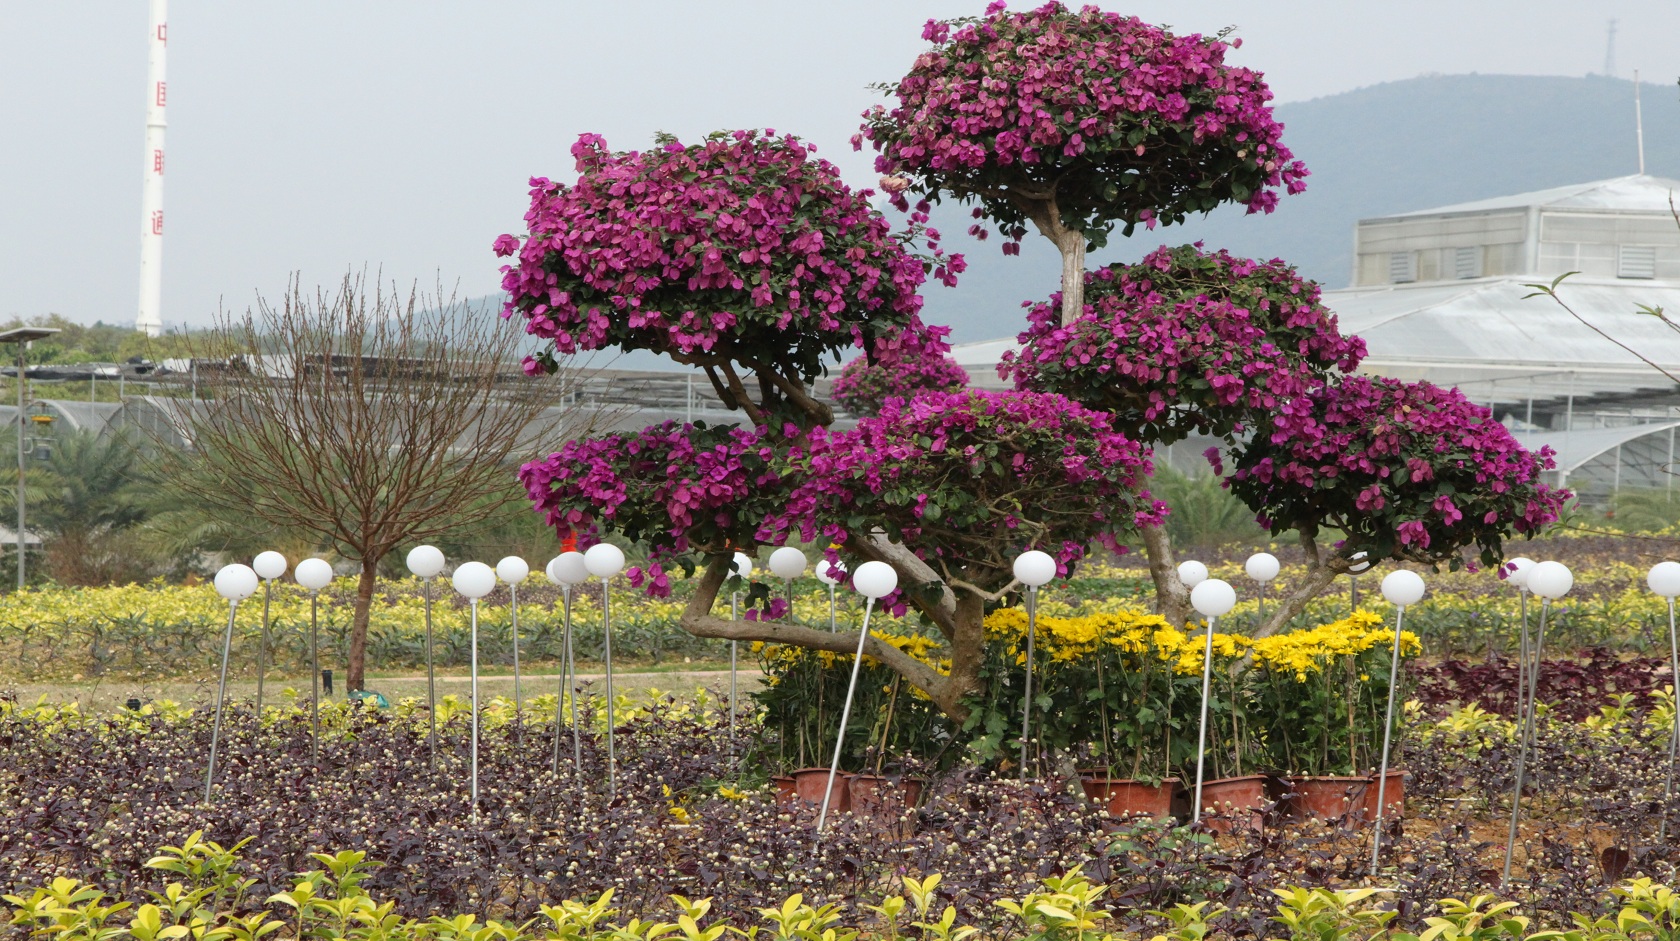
[829,320,970,416]
[502,129,1159,717]
[858,1,1307,324]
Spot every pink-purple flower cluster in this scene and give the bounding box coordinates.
[764,387,1165,589]
[830,319,971,416]
[496,129,958,381]
[1223,376,1570,567]
[518,421,805,597]
[858,2,1309,246]
[1002,244,1365,444]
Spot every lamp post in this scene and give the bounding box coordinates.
[497,556,530,737]
[452,561,497,820]
[546,551,589,776]
[0,326,60,590]
[251,551,288,715]
[1373,569,1425,869]
[729,550,752,742]
[817,559,898,840]
[584,543,626,795]
[1189,578,1237,823]
[206,563,258,802]
[405,545,446,767]
[1245,552,1280,625]
[1646,561,1680,843]
[294,558,334,762]
[1504,557,1536,738]
[1013,550,1057,781]
[1504,560,1572,881]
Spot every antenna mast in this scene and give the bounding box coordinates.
[1605,18,1617,77]
[1635,69,1646,175]
[137,0,167,337]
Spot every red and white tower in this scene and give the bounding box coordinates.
[137,0,167,336]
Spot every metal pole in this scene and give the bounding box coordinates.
[816,598,876,840]
[553,586,580,776]
[827,584,836,632]
[729,591,738,743]
[1020,587,1038,780]
[255,580,271,714]
[310,592,321,762]
[1504,598,1551,881]
[17,343,25,590]
[1372,605,1407,868]
[424,579,437,768]
[1662,598,1679,842]
[510,584,522,738]
[602,576,617,797]
[1192,614,1219,822]
[203,598,238,803]
[470,598,480,822]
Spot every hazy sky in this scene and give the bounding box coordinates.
[3,1,1677,331]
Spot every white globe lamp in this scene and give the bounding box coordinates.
[252,551,287,581]
[1381,570,1426,607]
[1177,560,1209,589]
[406,545,445,578]
[584,543,626,580]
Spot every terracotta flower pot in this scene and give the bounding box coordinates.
[1277,775,1371,826]
[1196,774,1268,833]
[771,775,797,810]
[791,767,849,813]
[1080,776,1180,820]
[847,774,925,822]
[1363,768,1405,820]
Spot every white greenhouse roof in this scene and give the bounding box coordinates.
[1325,275,1680,404]
[1383,174,1680,219]
[1512,421,1680,476]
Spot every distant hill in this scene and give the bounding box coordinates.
[475,74,1680,351]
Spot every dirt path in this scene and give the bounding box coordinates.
[5,668,765,712]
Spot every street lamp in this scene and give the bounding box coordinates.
[207,563,258,802]
[452,560,498,820]
[251,550,289,715]
[294,557,335,762]
[0,326,60,589]
[1013,550,1057,781]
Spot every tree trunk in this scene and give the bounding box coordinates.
[1138,522,1192,627]
[677,552,982,722]
[1054,226,1087,326]
[1248,532,1344,639]
[1252,562,1340,638]
[348,556,378,692]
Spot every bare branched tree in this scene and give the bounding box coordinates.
[169,273,572,691]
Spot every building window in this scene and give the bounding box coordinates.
[1619,245,1657,279]
[1453,246,1482,279]
[1388,252,1416,284]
